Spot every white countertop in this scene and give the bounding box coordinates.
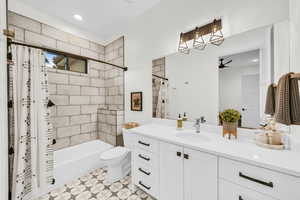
[129,123,300,178]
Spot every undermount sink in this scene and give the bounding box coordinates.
[176,132,211,142]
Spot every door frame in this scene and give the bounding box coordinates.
[0,0,8,199]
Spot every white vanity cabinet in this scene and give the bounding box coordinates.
[159,141,218,200]
[130,128,300,200]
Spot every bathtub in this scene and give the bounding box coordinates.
[38,140,113,196]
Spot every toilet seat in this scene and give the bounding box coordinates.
[100,147,129,161]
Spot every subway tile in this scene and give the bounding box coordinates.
[90,96,105,105]
[57,85,80,95]
[90,78,105,87]
[70,96,90,105]
[89,42,105,54]
[51,95,69,105]
[81,105,99,114]
[52,116,69,128]
[8,25,24,41]
[57,106,80,116]
[57,41,81,55]
[81,48,99,60]
[25,31,56,49]
[53,137,70,150]
[81,122,97,133]
[69,35,90,49]
[8,12,41,33]
[42,24,69,42]
[70,115,91,125]
[69,75,90,86]
[81,87,99,96]
[48,73,69,84]
[70,133,91,146]
[57,125,80,138]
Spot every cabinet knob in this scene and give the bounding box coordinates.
[177,152,182,157]
[184,154,189,159]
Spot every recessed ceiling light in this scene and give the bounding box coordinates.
[73,14,83,21]
[252,58,259,63]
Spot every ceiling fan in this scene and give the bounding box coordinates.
[219,57,233,69]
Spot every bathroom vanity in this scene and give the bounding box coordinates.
[125,123,300,200]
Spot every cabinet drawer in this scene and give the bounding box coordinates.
[134,161,157,182]
[136,135,159,153]
[134,148,158,168]
[219,158,300,200]
[134,170,158,198]
[219,179,276,200]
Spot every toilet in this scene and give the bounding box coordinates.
[100,129,134,183]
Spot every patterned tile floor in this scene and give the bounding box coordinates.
[38,168,154,200]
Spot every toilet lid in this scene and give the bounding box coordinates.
[100,147,129,160]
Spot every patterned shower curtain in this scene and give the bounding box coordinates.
[156,79,168,118]
[8,45,54,200]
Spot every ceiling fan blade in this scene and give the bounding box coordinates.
[224,60,232,65]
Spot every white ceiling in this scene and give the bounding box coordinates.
[220,49,260,68]
[15,0,161,43]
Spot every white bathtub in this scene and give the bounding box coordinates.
[38,140,113,196]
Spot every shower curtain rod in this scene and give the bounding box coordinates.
[152,74,168,81]
[8,40,128,71]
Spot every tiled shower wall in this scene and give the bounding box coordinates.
[97,38,125,145]
[152,57,165,117]
[8,11,124,149]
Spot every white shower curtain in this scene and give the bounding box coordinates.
[156,79,168,118]
[9,45,54,200]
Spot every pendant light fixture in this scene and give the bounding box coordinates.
[178,33,190,54]
[193,27,206,50]
[209,19,224,46]
[178,18,224,54]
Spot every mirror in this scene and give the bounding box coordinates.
[152,21,290,129]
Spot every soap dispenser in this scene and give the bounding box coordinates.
[177,114,183,130]
[183,112,188,121]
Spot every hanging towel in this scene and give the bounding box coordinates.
[265,83,277,115]
[274,73,300,125]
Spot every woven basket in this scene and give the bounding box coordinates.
[123,122,140,129]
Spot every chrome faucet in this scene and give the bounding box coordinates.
[194,117,206,133]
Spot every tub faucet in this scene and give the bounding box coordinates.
[194,117,206,133]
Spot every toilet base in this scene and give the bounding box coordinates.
[105,152,131,183]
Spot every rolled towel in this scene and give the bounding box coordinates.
[274,73,300,125]
[265,83,276,115]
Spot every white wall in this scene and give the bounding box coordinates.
[290,0,300,138]
[219,65,259,112]
[124,0,289,124]
[164,27,267,125]
[0,0,8,199]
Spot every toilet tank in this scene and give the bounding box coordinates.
[122,128,136,150]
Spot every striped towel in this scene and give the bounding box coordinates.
[274,73,300,125]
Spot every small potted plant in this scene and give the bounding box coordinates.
[220,109,241,139]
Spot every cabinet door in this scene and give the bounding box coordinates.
[159,142,184,200]
[184,148,218,200]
